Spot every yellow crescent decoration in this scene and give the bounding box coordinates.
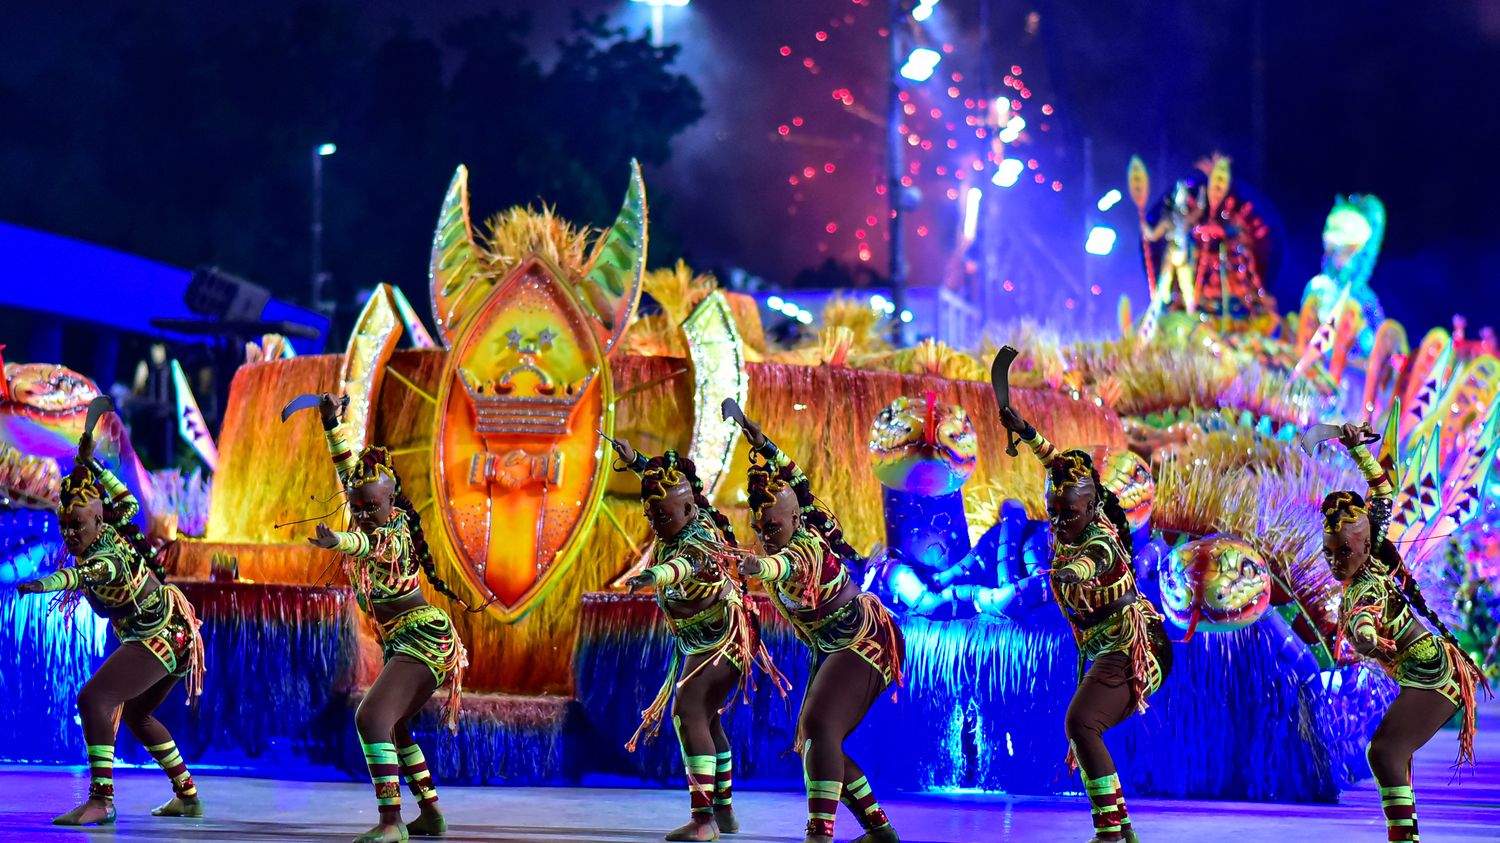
[340,284,404,449]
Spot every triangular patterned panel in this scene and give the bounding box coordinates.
[1398,332,1452,440]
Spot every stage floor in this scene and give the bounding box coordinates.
[6,703,1499,842]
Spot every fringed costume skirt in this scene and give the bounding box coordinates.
[379,604,468,730]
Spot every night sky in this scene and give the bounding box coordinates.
[6,0,1500,336]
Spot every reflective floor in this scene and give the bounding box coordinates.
[6,702,1497,842]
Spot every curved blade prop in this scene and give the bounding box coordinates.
[989,345,1021,456]
[280,393,347,423]
[1301,423,1378,451]
[83,396,115,440]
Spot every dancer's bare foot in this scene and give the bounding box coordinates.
[406,804,447,837]
[712,806,739,833]
[354,820,409,843]
[852,826,901,843]
[152,795,204,817]
[664,815,719,841]
[52,797,116,826]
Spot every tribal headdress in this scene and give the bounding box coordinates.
[58,465,102,512]
[641,451,737,546]
[1047,449,1098,490]
[1044,448,1136,556]
[346,445,399,491]
[746,454,859,562]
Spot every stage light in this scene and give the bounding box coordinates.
[1097,189,1122,211]
[993,158,1024,187]
[900,310,913,323]
[317,143,337,156]
[900,48,941,82]
[997,115,1025,144]
[912,0,939,22]
[767,295,784,310]
[1085,225,1117,256]
[870,294,888,310]
[963,187,982,241]
[796,311,813,325]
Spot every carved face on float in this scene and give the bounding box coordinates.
[1159,535,1271,636]
[0,362,111,461]
[868,393,978,496]
[1085,445,1155,536]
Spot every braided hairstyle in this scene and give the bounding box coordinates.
[640,451,736,546]
[60,466,165,582]
[1048,449,1135,558]
[349,445,487,613]
[746,454,861,562]
[1322,490,1481,675]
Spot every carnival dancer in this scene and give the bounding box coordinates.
[997,404,1170,843]
[300,393,478,843]
[1320,421,1487,842]
[722,398,904,843]
[17,429,206,826]
[611,435,785,842]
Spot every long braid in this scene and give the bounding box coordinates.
[642,452,736,546]
[1322,491,1484,678]
[748,458,861,563]
[673,454,737,547]
[391,490,486,613]
[1380,537,1484,678]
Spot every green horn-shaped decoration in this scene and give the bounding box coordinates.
[579,159,648,355]
[428,164,479,347]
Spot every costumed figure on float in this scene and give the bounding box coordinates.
[1136,157,1276,337]
[1301,195,1388,361]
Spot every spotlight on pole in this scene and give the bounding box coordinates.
[317,143,337,157]
[899,47,942,82]
[1085,226,1118,256]
[630,0,691,47]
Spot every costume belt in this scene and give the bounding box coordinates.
[1071,590,1139,631]
[379,603,445,640]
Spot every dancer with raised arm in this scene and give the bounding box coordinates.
[723,398,904,843]
[17,425,205,826]
[996,397,1170,843]
[1319,421,1487,842]
[609,434,784,842]
[296,393,478,843]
